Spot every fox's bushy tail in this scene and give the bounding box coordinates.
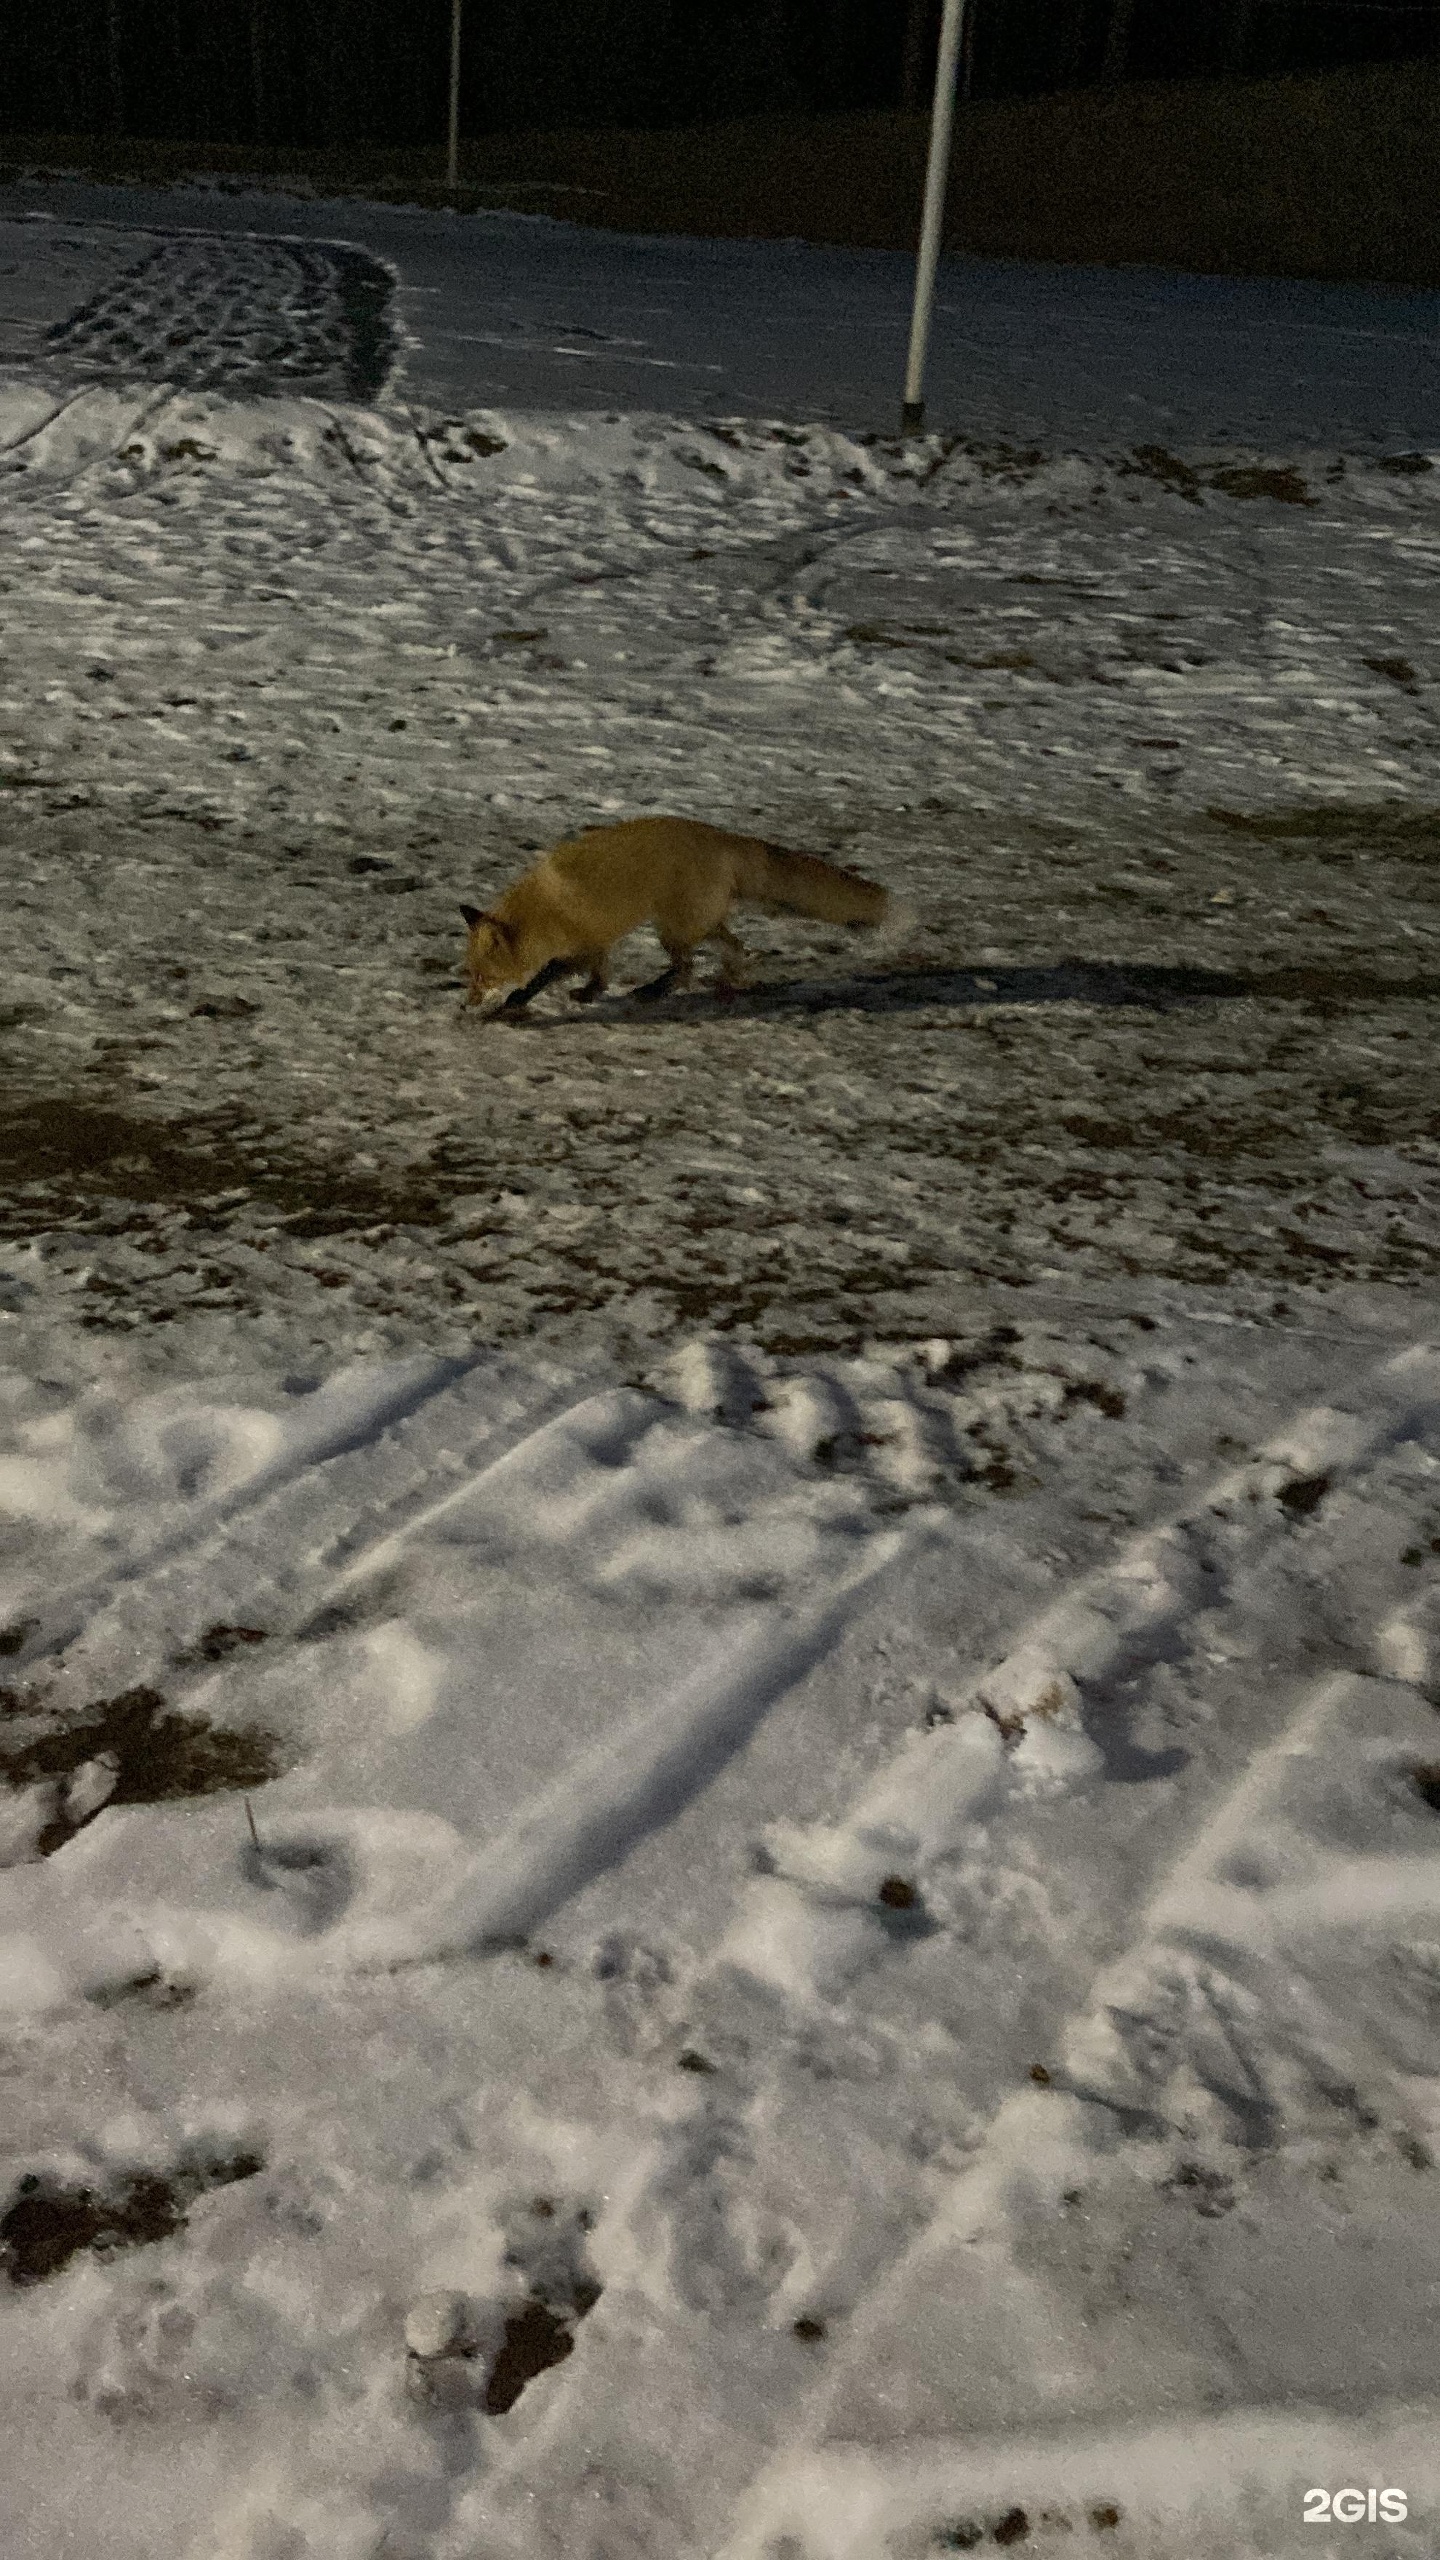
[741,841,891,929]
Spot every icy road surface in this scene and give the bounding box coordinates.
[2,173,1437,443]
[0,177,1438,2560]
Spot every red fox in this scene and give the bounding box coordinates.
[460,815,910,1012]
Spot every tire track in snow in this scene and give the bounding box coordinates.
[0,380,175,482]
[25,1329,1074,1722]
[182,1390,934,1967]
[4,1355,608,1781]
[540,1339,1440,2539]
[11,1351,489,1672]
[330,1517,937,1970]
[310,1385,662,1603]
[715,2404,1440,2560]
[24,1381,677,1717]
[3,1369,935,1991]
[1061,1665,1440,2124]
[0,383,101,461]
[35,230,396,403]
[731,1665,1440,2527]
[714,1339,1440,2006]
[702,1354,1440,2546]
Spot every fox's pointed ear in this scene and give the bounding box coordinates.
[460,904,486,930]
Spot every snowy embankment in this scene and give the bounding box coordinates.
[1,215,1439,2557]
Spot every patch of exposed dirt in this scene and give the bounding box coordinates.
[1,1683,282,1855]
[1,2141,264,2286]
[1208,464,1316,506]
[0,1094,449,1229]
[171,1624,269,1668]
[484,2297,579,2414]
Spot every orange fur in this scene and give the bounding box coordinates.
[461,816,893,1011]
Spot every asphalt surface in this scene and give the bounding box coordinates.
[1,172,1436,445]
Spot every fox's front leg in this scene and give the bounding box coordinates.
[501,956,577,1012]
[570,950,610,1004]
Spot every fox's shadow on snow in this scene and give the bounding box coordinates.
[678,960,1240,1019]
[482,956,1437,1026]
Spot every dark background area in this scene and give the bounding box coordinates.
[6,0,1440,150]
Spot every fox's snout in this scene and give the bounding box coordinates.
[464,964,511,1013]
[460,906,518,1008]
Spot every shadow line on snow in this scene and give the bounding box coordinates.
[500,956,1440,1026]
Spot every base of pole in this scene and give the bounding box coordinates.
[900,399,926,438]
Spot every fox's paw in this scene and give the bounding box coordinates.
[632,968,683,1004]
[873,893,921,956]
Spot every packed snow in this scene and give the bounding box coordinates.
[1,174,1438,2560]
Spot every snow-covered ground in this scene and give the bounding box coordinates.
[3,1315,1440,2560]
[1,178,1438,2559]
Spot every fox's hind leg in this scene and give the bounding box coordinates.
[709,923,753,992]
[632,942,695,1004]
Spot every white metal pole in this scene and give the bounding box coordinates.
[901,0,967,437]
[446,0,463,192]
